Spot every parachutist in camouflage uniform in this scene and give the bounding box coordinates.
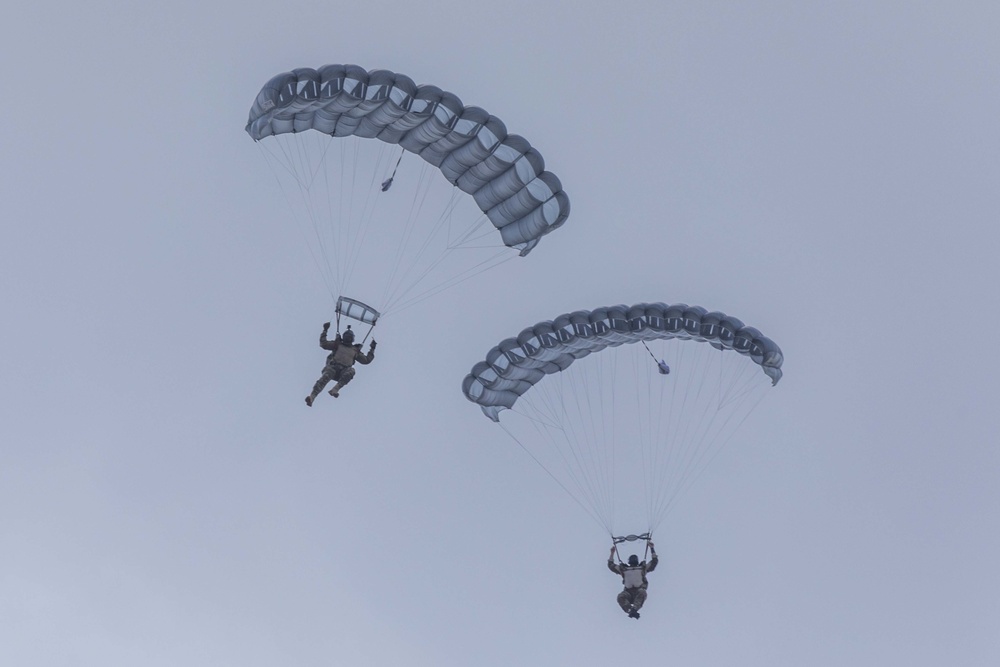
[305,323,375,406]
[608,542,657,619]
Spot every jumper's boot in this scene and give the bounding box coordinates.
[305,393,317,407]
[328,382,345,398]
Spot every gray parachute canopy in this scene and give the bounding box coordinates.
[246,64,570,256]
[463,302,784,421]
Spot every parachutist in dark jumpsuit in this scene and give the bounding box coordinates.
[305,323,375,406]
[608,542,658,619]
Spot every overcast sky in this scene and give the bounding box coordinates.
[2,2,999,665]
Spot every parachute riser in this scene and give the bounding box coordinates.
[333,315,377,345]
[335,295,380,339]
[611,532,652,564]
[333,295,380,345]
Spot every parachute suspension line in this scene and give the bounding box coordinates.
[680,347,720,471]
[507,398,563,430]
[647,346,771,528]
[647,346,668,534]
[525,373,613,529]
[258,141,337,300]
[494,337,775,538]
[432,189,471,250]
[685,358,766,488]
[379,163,428,304]
[635,342,679,530]
[266,133,346,297]
[716,346,767,410]
[323,118,346,291]
[340,138,359,288]
[654,341,721,527]
[379,162,438,311]
[287,136,320,225]
[512,359,616,531]
[607,349,619,532]
[340,140,393,297]
[377,168,522,317]
[633,345,658,533]
[446,208,507,250]
[384,243,512,312]
[679,350,751,490]
[615,348,649,532]
[330,138,364,296]
[585,351,615,530]
[646,340,717,531]
[499,421,612,535]
[379,173,503,314]
[627,344,664,536]
[655,381,768,524]
[299,135,407,301]
[605,351,622,532]
[336,137,351,290]
[302,132,341,292]
[378,247,516,318]
[674,344,719,493]
[630,347,649,531]
[651,342,676,531]
[562,351,614,531]
[591,352,617,530]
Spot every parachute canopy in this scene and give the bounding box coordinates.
[462,302,783,535]
[463,302,783,421]
[246,64,570,256]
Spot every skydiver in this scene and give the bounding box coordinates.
[608,541,658,619]
[304,323,376,406]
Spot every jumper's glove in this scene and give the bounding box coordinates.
[322,322,330,330]
[369,340,377,350]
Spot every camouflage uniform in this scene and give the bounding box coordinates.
[608,546,658,617]
[306,327,375,405]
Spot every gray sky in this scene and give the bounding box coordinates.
[3,1,999,665]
